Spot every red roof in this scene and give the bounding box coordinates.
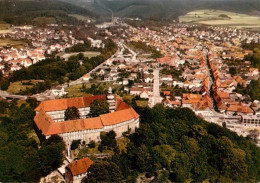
[35,95,106,112]
[66,158,93,176]
[34,96,139,136]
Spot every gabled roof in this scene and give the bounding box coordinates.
[34,96,140,136]
[35,95,106,112]
[66,158,93,176]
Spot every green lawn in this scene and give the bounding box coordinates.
[7,80,42,94]
[135,100,148,107]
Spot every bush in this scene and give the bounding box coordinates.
[71,140,81,150]
[88,140,96,148]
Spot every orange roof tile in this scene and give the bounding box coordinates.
[66,158,93,176]
[35,95,106,112]
[100,108,139,126]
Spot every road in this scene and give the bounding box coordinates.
[149,68,162,107]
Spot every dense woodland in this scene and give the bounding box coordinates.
[0,0,96,25]
[0,99,65,182]
[83,105,260,182]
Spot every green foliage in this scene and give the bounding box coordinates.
[82,160,123,183]
[98,131,117,152]
[244,46,260,70]
[1,39,117,93]
[235,79,260,101]
[88,140,96,148]
[64,106,80,121]
[0,100,66,182]
[127,41,162,59]
[89,99,109,117]
[112,106,260,182]
[26,97,39,109]
[0,0,96,26]
[71,140,81,150]
[38,135,66,176]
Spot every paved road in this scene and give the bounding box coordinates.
[149,68,162,107]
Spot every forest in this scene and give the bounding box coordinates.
[82,105,260,182]
[0,0,96,25]
[0,99,65,182]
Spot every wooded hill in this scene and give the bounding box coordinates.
[0,0,97,25]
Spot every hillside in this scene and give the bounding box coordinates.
[0,0,97,25]
[60,0,260,20]
[83,105,260,182]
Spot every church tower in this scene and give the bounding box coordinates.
[107,87,116,112]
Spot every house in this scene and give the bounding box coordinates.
[140,89,150,99]
[163,97,181,108]
[226,102,254,116]
[144,74,153,83]
[161,75,173,82]
[49,86,67,97]
[65,157,93,183]
[82,74,91,81]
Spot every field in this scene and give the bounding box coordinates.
[57,51,100,61]
[69,14,94,22]
[65,83,93,97]
[7,80,43,94]
[0,23,12,34]
[0,38,28,49]
[179,9,260,30]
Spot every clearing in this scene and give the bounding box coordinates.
[7,80,43,94]
[179,9,260,30]
[0,38,28,49]
[57,51,100,61]
[69,14,94,22]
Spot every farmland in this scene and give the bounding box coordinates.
[179,9,260,30]
[0,38,28,49]
[0,23,12,34]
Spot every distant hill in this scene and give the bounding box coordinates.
[60,0,260,20]
[0,0,97,25]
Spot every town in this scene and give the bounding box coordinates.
[0,15,260,183]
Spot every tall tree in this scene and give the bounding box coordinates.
[82,161,123,183]
[64,106,80,120]
[89,99,109,117]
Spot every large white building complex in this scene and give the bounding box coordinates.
[34,88,140,147]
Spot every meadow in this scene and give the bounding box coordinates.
[179,9,260,30]
[0,38,28,49]
[57,51,100,61]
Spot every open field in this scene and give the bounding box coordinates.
[65,83,92,97]
[57,51,100,61]
[0,38,28,48]
[0,23,12,34]
[135,100,148,107]
[69,14,94,22]
[179,9,260,30]
[7,80,43,94]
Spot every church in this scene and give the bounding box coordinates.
[34,87,140,150]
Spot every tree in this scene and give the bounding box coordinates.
[38,135,66,176]
[82,161,123,183]
[98,131,117,152]
[64,106,80,121]
[71,140,81,150]
[89,99,109,117]
[26,97,38,109]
